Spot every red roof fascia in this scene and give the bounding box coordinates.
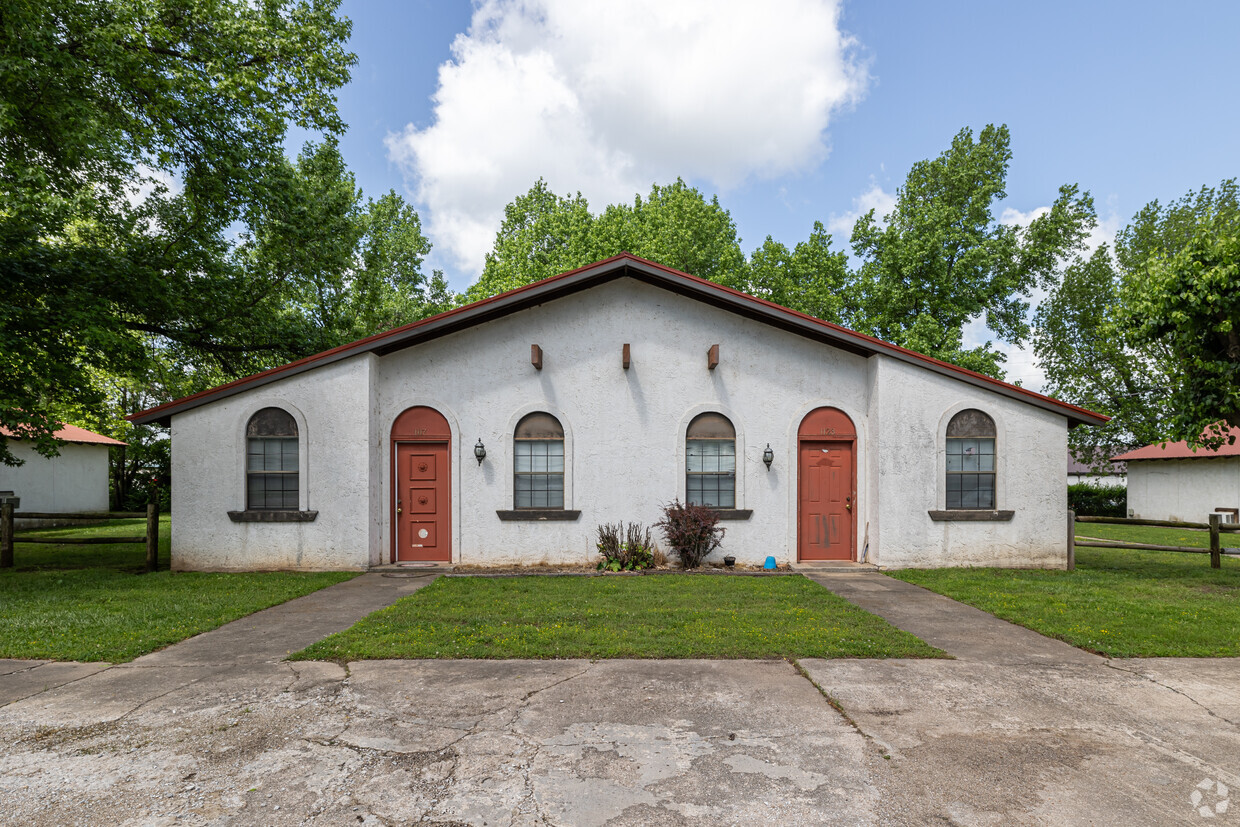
[128,252,1109,427]
[1112,427,1240,461]
[1,423,127,446]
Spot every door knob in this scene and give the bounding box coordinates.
[845,495,852,511]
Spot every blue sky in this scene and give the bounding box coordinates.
[305,0,1240,388]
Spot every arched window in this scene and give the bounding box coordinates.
[946,409,996,509]
[687,413,735,508]
[514,412,564,509]
[246,408,299,510]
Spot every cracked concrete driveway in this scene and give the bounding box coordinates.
[0,571,1237,825]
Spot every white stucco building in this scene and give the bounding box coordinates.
[130,254,1106,571]
[0,424,124,515]
[1114,430,1240,524]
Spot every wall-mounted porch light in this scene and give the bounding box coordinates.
[474,438,487,465]
[763,443,774,470]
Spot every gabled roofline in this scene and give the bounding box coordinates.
[129,253,1109,428]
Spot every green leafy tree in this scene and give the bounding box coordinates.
[593,179,749,289]
[1035,180,1239,458]
[849,124,1095,377]
[468,180,596,301]
[1123,181,1240,449]
[1034,246,1175,465]
[0,0,355,465]
[745,223,850,324]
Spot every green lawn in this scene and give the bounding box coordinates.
[293,574,944,661]
[0,516,356,662]
[891,525,1240,657]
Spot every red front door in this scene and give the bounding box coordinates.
[396,442,450,562]
[798,440,855,561]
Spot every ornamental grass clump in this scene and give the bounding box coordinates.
[657,499,726,569]
[596,522,656,571]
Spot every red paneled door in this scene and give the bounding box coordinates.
[798,408,857,562]
[391,406,452,563]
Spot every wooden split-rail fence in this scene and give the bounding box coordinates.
[1068,511,1238,570]
[0,503,160,572]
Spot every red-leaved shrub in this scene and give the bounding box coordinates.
[656,499,725,569]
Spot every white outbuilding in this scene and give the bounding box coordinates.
[130,254,1106,571]
[0,424,125,517]
[1114,429,1240,524]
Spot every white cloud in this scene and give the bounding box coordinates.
[826,181,895,238]
[388,0,869,278]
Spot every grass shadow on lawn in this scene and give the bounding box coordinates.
[0,516,356,662]
[292,574,945,661]
[892,542,1240,658]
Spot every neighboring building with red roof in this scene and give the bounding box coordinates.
[130,254,1106,572]
[1113,429,1240,523]
[0,424,125,516]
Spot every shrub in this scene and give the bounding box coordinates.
[1068,483,1127,518]
[656,499,726,569]
[596,522,656,571]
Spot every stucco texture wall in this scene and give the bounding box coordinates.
[869,357,1070,569]
[0,441,110,513]
[168,276,1075,571]
[1127,458,1240,523]
[170,356,377,571]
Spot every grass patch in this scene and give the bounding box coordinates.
[891,524,1240,657]
[0,516,356,662]
[292,574,943,660]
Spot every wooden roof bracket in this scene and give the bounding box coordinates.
[622,343,631,369]
[707,344,719,370]
[531,344,543,370]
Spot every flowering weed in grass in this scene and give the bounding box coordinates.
[293,575,943,660]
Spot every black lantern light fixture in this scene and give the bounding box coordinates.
[474,438,487,465]
[762,443,774,470]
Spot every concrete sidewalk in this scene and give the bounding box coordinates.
[0,570,1237,825]
[0,570,437,715]
[805,571,1100,665]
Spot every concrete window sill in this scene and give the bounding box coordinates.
[711,509,753,521]
[227,510,319,523]
[927,510,1014,522]
[496,510,582,521]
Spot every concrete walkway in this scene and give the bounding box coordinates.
[0,570,1237,825]
[0,571,438,713]
[805,571,1100,665]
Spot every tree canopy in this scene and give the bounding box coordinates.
[1,0,358,465]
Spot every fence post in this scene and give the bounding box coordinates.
[1066,509,1076,571]
[1,503,12,569]
[1210,513,1222,570]
[145,503,159,573]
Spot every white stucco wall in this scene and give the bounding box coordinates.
[167,276,1076,570]
[170,355,377,571]
[1126,458,1240,523]
[0,441,110,513]
[375,278,872,568]
[869,357,1070,569]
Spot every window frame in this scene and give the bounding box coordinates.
[685,412,737,509]
[513,412,565,510]
[244,407,300,512]
[944,409,997,511]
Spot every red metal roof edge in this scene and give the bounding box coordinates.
[1,423,127,446]
[1112,427,1240,461]
[129,252,1109,427]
